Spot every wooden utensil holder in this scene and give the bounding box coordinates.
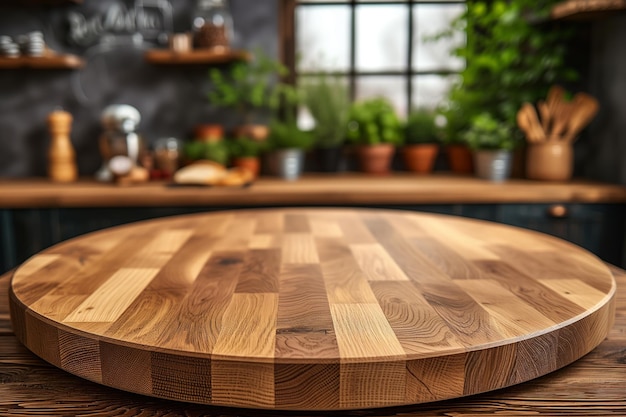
[526,141,573,181]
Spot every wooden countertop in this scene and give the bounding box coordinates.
[2,263,626,415]
[1,174,626,208]
[10,209,615,410]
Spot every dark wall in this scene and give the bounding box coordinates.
[0,0,278,177]
[581,15,626,185]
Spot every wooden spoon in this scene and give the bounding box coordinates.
[562,93,599,143]
[551,100,573,140]
[517,103,545,144]
[546,85,566,139]
[537,100,551,134]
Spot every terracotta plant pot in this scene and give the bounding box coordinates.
[233,124,269,141]
[357,144,395,175]
[526,142,573,181]
[446,144,474,174]
[233,156,260,178]
[194,124,223,142]
[403,144,439,174]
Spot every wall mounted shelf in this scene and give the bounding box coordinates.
[1,0,82,5]
[552,0,626,20]
[144,49,250,65]
[0,53,84,69]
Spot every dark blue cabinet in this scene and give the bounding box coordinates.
[1,203,625,273]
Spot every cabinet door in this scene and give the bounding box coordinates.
[495,203,625,267]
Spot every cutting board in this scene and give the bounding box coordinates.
[9,208,615,410]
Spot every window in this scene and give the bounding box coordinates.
[281,0,466,118]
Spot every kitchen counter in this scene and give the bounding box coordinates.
[1,174,626,208]
[1,264,626,415]
[2,175,626,273]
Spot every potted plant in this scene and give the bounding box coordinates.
[439,104,474,174]
[346,98,402,175]
[301,74,350,172]
[462,113,519,182]
[265,119,314,180]
[432,0,577,174]
[403,108,442,174]
[183,140,229,166]
[227,136,265,178]
[208,51,288,140]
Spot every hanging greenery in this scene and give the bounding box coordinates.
[437,0,577,142]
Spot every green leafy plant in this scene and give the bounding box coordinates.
[227,137,265,158]
[436,0,577,132]
[184,141,229,165]
[266,120,314,150]
[208,51,289,123]
[301,74,350,149]
[462,113,519,151]
[405,108,442,145]
[346,98,403,146]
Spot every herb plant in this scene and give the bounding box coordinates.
[346,98,402,146]
[462,113,519,151]
[227,137,265,158]
[405,108,442,145]
[267,120,314,150]
[208,51,289,123]
[301,74,350,149]
[184,141,229,165]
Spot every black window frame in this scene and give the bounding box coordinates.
[280,0,466,113]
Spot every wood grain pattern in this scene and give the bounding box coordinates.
[1,174,626,208]
[2,266,626,415]
[8,209,616,410]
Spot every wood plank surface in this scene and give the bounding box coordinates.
[0,53,84,69]
[1,174,626,208]
[7,209,617,411]
[144,49,250,65]
[1,265,625,415]
[551,0,626,20]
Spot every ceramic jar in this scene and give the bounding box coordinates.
[526,142,573,181]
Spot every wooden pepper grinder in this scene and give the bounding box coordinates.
[47,109,77,182]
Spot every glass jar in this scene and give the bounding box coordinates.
[191,0,234,51]
[153,137,182,178]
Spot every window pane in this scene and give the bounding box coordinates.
[298,75,350,130]
[355,76,407,118]
[412,75,459,110]
[356,5,408,71]
[413,4,465,71]
[297,5,351,72]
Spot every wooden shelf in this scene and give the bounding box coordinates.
[1,0,82,5]
[144,49,250,65]
[551,0,626,20]
[1,174,625,208]
[0,53,84,69]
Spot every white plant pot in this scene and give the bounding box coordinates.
[266,149,304,181]
[473,150,512,182]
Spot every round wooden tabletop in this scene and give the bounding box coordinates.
[9,208,615,410]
